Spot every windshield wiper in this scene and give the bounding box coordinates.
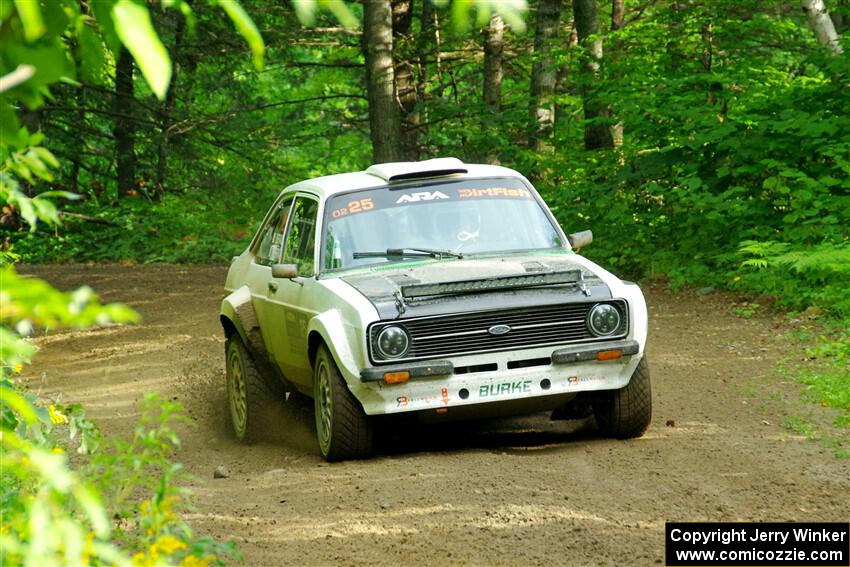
[352,247,464,260]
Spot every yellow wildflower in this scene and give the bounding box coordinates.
[131,551,149,567]
[14,363,22,373]
[82,531,96,564]
[180,555,213,567]
[48,405,67,424]
[52,447,64,454]
[152,535,186,555]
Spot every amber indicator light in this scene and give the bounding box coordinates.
[597,349,624,361]
[383,371,410,384]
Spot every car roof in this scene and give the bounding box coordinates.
[281,158,529,200]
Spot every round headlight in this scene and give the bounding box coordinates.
[587,304,621,336]
[375,325,410,359]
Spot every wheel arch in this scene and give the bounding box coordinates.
[307,330,325,368]
[220,285,269,361]
[221,314,239,339]
[307,310,361,384]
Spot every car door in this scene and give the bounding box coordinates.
[245,194,294,369]
[264,194,321,389]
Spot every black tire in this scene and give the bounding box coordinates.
[593,356,652,439]
[313,345,373,461]
[225,336,277,443]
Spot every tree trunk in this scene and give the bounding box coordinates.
[801,0,844,54]
[611,0,624,30]
[363,0,403,164]
[483,14,505,164]
[554,26,578,139]
[70,87,85,193]
[113,46,136,197]
[610,0,625,147]
[483,14,504,110]
[392,0,419,160]
[156,16,185,199]
[529,0,562,153]
[415,0,433,152]
[701,21,713,71]
[574,0,614,150]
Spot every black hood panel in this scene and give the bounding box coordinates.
[339,254,612,320]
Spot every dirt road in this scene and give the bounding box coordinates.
[22,265,849,566]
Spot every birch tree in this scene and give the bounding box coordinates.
[801,0,844,54]
[483,14,505,111]
[529,0,562,153]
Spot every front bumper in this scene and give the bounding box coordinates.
[350,340,642,416]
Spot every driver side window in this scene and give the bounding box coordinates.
[255,196,294,265]
[282,196,319,276]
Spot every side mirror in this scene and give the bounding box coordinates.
[271,263,298,279]
[567,230,593,252]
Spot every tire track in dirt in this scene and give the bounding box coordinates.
[22,265,850,566]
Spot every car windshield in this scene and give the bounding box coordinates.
[322,178,564,270]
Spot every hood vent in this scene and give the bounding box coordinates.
[400,270,583,299]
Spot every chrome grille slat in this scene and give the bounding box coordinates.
[414,318,586,341]
[411,329,593,352]
[406,308,589,333]
[369,301,629,364]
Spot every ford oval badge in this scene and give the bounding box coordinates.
[488,324,512,336]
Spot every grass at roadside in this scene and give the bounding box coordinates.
[793,324,850,427]
[774,321,849,458]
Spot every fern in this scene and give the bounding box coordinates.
[737,240,850,318]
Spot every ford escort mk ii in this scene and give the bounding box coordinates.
[220,158,651,461]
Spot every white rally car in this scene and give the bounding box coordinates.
[221,158,651,461]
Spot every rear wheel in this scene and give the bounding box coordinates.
[226,336,276,443]
[593,356,652,439]
[314,345,373,461]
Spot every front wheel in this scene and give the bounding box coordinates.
[314,345,373,461]
[593,355,652,439]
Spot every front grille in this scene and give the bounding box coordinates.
[369,300,628,364]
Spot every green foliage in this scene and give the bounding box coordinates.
[291,0,358,29]
[2,0,847,457]
[435,0,528,32]
[738,241,850,318]
[1,2,270,562]
[800,327,850,428]
[112,0,173,99]
[1,388,239,567]
[12,188,267,263]
[1,267,139,328]
[0,267,139,367]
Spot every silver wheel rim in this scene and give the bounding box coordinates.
[227,345,248,438]
[316,358,332,453]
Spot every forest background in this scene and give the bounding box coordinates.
[5,0,850,316]
[1,0,849,565]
